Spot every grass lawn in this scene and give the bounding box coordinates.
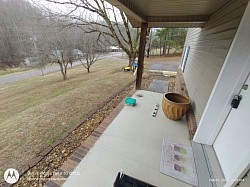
[0,56,135,178]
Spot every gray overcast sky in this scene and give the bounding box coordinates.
[30,0,120,22]
[31,0,85,15]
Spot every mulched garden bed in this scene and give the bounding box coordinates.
[10,75,175,187]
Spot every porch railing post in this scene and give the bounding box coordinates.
[136,22,148,90]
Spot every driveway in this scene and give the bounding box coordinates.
[149,61,180,72]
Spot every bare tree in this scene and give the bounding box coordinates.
[55,51,70,80]
[35,22,78,80]
[40,0,140,67]
[30,55,49,76]
[77,34,100,73]
[82,51,99,73]
[49,46,72,81]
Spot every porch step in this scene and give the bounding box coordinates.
[192,142,225,187]
[148,80,168,93]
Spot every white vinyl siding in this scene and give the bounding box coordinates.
[183,0,248,123]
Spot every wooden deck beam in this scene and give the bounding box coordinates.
[136,22,148,90]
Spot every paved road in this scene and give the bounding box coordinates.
[0,52,124,85]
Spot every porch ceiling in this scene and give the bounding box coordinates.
[106,0,229,27]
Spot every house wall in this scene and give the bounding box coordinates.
[183,0,249,123]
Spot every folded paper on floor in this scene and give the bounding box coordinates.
[160,138,198,186]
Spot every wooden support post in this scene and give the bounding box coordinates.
[136,22,148,90]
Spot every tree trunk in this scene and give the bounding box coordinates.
[128,53,136,67]
[59,62,66,80]
[146,48,150,58]
[168,29,174,55]
[40,68,44,76]
[159,39,162,56]
[163,44,166,56]
[128,56,133,67]
[64,68,67,79]
[87,67,90,73]
[136,22,147,90]
[163,34,167,55]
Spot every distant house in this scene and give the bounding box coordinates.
[72,49,84,57]
[49,50,63,61]
[25,49,84,66]
[49,49,84,61]
[25,57,41,67]
[109,46,122,52]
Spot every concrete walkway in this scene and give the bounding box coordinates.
[62,90,191,187]
[148,80,169,93]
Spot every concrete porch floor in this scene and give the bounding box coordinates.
[62,90,191,187]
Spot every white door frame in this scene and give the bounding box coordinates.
[193,1,250,145]
[213,73,250,187]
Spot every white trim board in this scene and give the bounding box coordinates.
[193,1,250,145]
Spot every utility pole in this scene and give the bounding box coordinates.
[30,35,44,75]
[30,36,38,55]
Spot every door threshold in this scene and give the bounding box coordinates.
[192,141,226,187]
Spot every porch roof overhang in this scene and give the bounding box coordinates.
[105,0,229,28]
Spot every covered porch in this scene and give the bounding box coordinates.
[102,1,250,187]
[45,0,250,186]
[61,90,192,187]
